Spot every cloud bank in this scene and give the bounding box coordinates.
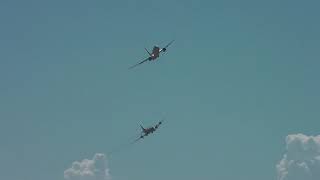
[277,134,320,180]
[64,153,111,180]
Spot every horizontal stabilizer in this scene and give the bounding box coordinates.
[145,48,152,56]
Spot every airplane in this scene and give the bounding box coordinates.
[136,119,164,141]
[128,40,175,69]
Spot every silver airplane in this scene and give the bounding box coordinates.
[128,40,175,69]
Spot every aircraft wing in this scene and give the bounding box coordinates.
[128,57,150,69]
[133,133,147,143]
[133,136,142,143]
[155,118,164,129]
[160,40,175,53]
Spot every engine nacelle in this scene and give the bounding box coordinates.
[162,48,167,52]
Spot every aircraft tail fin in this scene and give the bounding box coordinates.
[140,124,145,131]
[145,48,152,56]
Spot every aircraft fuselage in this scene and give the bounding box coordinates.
[143,127,156,135]
[150,46,160,60]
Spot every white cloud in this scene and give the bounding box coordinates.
[277,134,320,180]
[64,153,111,180]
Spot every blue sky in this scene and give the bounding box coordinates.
[1,0,320,180]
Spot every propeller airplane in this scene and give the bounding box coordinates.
[128,40,175,69]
